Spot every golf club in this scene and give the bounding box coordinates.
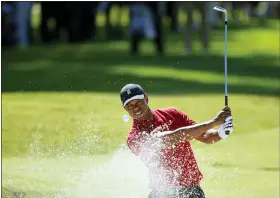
[213,6,230,134]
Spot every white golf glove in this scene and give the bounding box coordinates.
[218,116,234,139]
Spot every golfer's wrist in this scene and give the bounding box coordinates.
[207,119,219,128]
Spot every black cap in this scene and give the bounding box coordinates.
[120,84,145,106]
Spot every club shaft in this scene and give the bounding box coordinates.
[224,20,228,106]
[225,20,229,134]
[214,6,230,134]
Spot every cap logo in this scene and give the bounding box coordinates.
[127,89,131,95]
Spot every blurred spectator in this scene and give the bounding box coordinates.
[2,2,16,47]
[14,1,33,48]
[230,2,260,21]
[40,2,66,43]
[65,2,98,42]
[206,2,219,27]
[40,2,98,43]
[248,2,261,17]
[1,1,278,52]
[269,2,280,18]
[183,2,210,55]
[129,2,164,55]
[98,1,130,40]
[166,1,179,32]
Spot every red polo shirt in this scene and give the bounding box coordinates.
[127,107,203,189]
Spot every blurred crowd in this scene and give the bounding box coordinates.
[2,1,279,55]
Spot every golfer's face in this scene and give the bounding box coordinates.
[124,99,149,120]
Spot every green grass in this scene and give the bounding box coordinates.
[2,17,279,198]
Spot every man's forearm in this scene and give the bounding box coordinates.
[155,119,217,145]
[198,129,222,144]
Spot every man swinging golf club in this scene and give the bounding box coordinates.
[120,84,234,198]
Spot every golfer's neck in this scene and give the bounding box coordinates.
[145,108,154,120]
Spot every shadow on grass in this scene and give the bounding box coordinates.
[2,44,279,97]
[2,187,61,198]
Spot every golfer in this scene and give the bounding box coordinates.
[120,84,234,198]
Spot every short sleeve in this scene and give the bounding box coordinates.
[168,107,196,126]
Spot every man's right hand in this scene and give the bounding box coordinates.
[213,106,232,126]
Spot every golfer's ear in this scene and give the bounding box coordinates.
[144,94,149,104]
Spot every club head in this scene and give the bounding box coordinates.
[213,6,227,13]
[213,6,228,21]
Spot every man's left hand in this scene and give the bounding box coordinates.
[218,116,234,139]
